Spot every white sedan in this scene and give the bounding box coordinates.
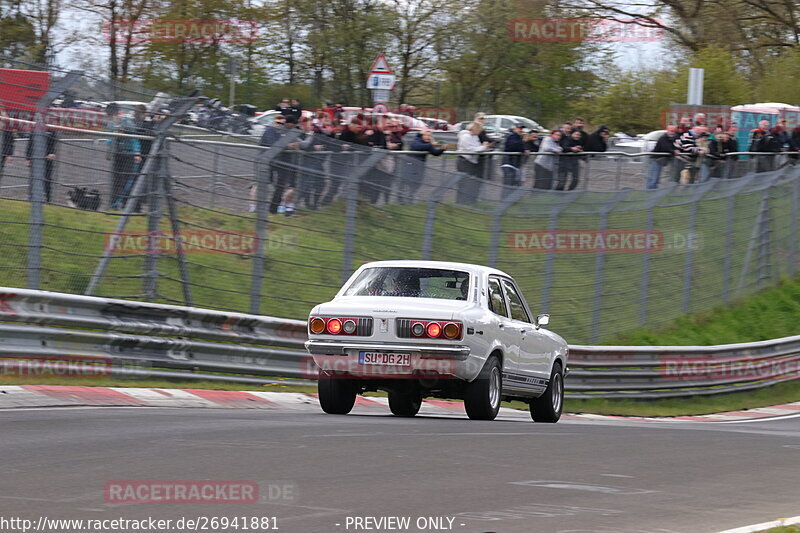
[305,260,569,421]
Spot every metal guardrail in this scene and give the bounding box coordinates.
[1,287,797,399]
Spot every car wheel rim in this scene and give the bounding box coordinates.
[552,374,562,413]
[489,366,500,409]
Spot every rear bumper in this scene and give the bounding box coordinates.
[305,340,470,359]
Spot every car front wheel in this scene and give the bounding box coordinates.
[318,371,357,415]
[464,355,502,421]
[530,362,564,423]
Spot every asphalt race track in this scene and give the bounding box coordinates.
[1,405,799,533]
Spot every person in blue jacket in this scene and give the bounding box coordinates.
[501,123,528,191]
[105,103,142,209]
[400,129,444,203]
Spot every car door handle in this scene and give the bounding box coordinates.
[498,323,504,328]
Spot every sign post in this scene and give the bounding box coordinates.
[687,68,704,106]
[366,53,395,105]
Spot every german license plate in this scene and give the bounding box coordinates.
[358,352,411,366]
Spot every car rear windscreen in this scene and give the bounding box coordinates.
[344,267,470,300]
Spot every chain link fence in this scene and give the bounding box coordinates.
[2,67,799,344]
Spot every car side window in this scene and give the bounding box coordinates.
[501,118,514,129]
[487,278,509,318]
[501,279,531,323]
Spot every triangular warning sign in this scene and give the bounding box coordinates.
[369,53,393,74]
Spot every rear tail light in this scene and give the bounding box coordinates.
[309,317,326,334]
[308,316,373,336]
[399,319,462,340]
[443,322,460,339]
[327,318,342,334]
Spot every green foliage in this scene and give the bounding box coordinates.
[758,49,800,104]
[616,277,800,346]
[579,67,678,132]
[672,45,750,106]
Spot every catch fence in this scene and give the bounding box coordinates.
[2,68,799,343]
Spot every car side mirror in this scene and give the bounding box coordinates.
[536,314,549,328]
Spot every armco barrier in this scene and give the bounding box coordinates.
[0,288,798,399]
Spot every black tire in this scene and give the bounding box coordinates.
[318,371,357,415]
[530,362,564,423]
[388,388,422,417]
[464,355,502,420]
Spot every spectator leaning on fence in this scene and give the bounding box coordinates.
[646,125,679,189]
[674,124,707,184]
[401,129,444,203]
[251,113,287,213]
[709,131,739,179]
[584,125,610,153]
[105,103,142,210]
[571,117,588,144]
[456,121,491,204]
[24,128,58,204]
[0,102,14,185]
[696,127,713,183]
[297,118,327,211]
[748,120,781,173]
[557,129,584,191]
[501,123,528,190]
[534,130,563,190]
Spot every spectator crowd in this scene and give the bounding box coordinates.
[3,94,800,215]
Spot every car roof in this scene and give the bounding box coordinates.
[356,260,512,279]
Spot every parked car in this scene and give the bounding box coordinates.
[305,260,569,421]
[417,117,451,131]
[483,115,548,134]
[250,109,314,137]
[451,120,504,143]
[613,130,665,154]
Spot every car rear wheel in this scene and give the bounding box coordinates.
[530,362,563,423]
[388,388,422,417]
[318,371,357,415]
[464,355,502,421]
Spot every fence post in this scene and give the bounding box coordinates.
[421,173,462,261]
[248,129,303,314]
[589,189,632,344]
[211,142,220,208]
[737,184,771,295]
[540,192,583,315]
[142,150,164,299]
[681,181,717,314]
[160,141,193,306]
[340,151,387,284]
[487,186,528,268]
[85,96,201,296]
[790,177,799,277]
[756,189,775,287]
[27,71,82,290]
[638,185,674,325]
[721,176,754,304]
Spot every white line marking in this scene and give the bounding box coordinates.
[713,412,800,424]
[717,513,800,532]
